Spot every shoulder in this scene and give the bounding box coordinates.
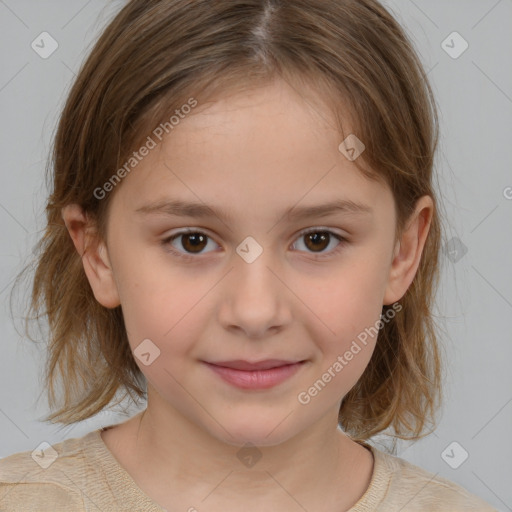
[0,432,92,511]
[368,445,497,511]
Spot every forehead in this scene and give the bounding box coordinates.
[111,81,392,223]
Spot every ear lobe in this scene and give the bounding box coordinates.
[383,195,434,305]
[61,204,121,309]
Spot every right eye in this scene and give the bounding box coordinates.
[161,229,220,260]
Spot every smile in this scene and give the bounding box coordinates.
[203,361,306,389]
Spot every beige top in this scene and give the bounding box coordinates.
[0,426,497,511]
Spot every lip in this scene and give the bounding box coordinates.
[204,360,306,389]
[208,359,302,371]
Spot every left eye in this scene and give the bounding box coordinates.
[162,228,346,259]
[291,229,346,255]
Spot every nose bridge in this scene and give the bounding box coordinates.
[234,234,281,299]
[218,234,290,335]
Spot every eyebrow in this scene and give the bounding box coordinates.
[135,197,373,223]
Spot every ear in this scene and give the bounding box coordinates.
[383,195,434,305]
[61,204,121,309]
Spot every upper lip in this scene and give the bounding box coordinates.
[206,359,304,371]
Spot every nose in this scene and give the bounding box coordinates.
[217,245,292,338]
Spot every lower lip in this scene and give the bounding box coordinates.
[204,362,305,389]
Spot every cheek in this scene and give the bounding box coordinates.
[294,256,388,394]
[304,258,387,341]
[113,254,215,360]
[299,281,383,401]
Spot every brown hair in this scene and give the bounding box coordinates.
[11,0,447,442]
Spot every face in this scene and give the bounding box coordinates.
[85,80,407,447]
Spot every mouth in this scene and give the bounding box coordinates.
[203,359,307,390]
[207,359,305,371]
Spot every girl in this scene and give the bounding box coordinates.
[0,0,497,510]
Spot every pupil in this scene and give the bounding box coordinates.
[184,233,206,252]
[306,232,329,252]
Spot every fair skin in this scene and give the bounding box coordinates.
[62,79,433,511]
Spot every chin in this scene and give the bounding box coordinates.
[207,418,300,449]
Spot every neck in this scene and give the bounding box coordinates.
[104,392,373,511]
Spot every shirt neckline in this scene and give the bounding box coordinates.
[348,439,391,510]
[84,426,390,511]
[82,426,165,510]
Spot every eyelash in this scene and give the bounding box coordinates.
[161,228,348,261]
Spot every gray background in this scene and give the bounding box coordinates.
[0,1,511,510]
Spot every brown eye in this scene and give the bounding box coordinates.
[162,230,219,258]
[180,233,208,253]
[303,231,330,252]
[292,229,346,258]
[162,228,347,261]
